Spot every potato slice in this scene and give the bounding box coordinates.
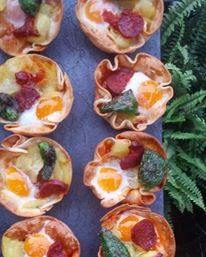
[111,139,130,158]
[134,0,156,19]
[14,145,43,183]
[0,0,7,12]
[2,237,24,257]
[52,149,71,184]
[107,28,134,49]
[22,199,48,209]
[28,13,51,44]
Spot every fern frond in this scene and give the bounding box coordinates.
[166,132,206,140]
[183,90,206,113]
[162,20,185,62]
[169,163,206,211]
[166,63,196,92]
[165,94,189,119]
[191,115,206,132]
[162,0,204,45]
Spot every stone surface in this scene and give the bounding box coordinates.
[0,1,163,256]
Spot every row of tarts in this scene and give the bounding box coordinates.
[0,0,175,257]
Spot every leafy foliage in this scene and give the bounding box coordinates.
[162,0,206,215]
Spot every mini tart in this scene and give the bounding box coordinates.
[84,131,167,208]
[0,54,73,136]
[2,216,80,257]
[0,134,72,217]
[94,53,173,131]
[0,0,63,56]
[99,204,176,257]
[76,0,164,53]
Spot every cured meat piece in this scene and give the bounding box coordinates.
[102,10,119,30]
[15,87,40,111]
[131,219,157,250]
[13,16,39,38]
[120,141,144,170]
[105,68,134,96]
[37,180,68,198]
[118,10,144,38]
[47,241,67,257]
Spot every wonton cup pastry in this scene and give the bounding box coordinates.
[98,204,176,257]
[94,53,173,131]
[0,54,73,136]
[84,131,167,208]
[2,216,80,257]
[0,134,72,217]
[0,0,63,56]
[76,0,164,53]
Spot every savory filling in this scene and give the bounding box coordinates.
[100,212,165,257]
[0,141,69,210]
[83,0,157,48]
[0,0,56,45]
[99,68,166,124]
[3,223,68,257]
[0,65,64,126]
[90,139,166,203]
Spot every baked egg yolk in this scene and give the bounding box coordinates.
[118,215,139,241]
[24,234,51,257]
[6,167,30,197]
[36,96,63,119]
[98,167,122,192]
[137,80,163,109]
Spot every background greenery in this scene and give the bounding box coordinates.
[162,0,206,256]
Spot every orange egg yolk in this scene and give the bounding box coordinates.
[137,80,163,109]
[98,167,122,192]
[118,215,139,241]
[24,234,51,257]
[6,167,30,197]
[85,0,115,23]
[36,96,63,119]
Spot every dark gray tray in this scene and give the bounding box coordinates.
[0,1,163,256]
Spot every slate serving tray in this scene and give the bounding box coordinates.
[0,1,164,256]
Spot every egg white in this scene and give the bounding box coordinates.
[18,101,43,126]
[91,159,138,201]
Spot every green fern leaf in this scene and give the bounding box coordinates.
[162,0,204,45]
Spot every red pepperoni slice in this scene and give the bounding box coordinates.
[15,87,40,111]
[120,141,144,170]
[15,70,45,85]
[131,219,157,250]
[15,71,31,85]
[102,10,119,30]
[37,180,68,198]
[105,68,134,96]
[47,241,67,257]
[13,16,39,38]
[118,10,144,38]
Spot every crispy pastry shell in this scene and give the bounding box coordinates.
[2,216,80,257]
[0,54,73,136]
[94,53,173,131]
[84,131,167,208]
[0,0,63,56]
[98,204,176,257]
[0,134,72,217]
[76,0,164,53]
